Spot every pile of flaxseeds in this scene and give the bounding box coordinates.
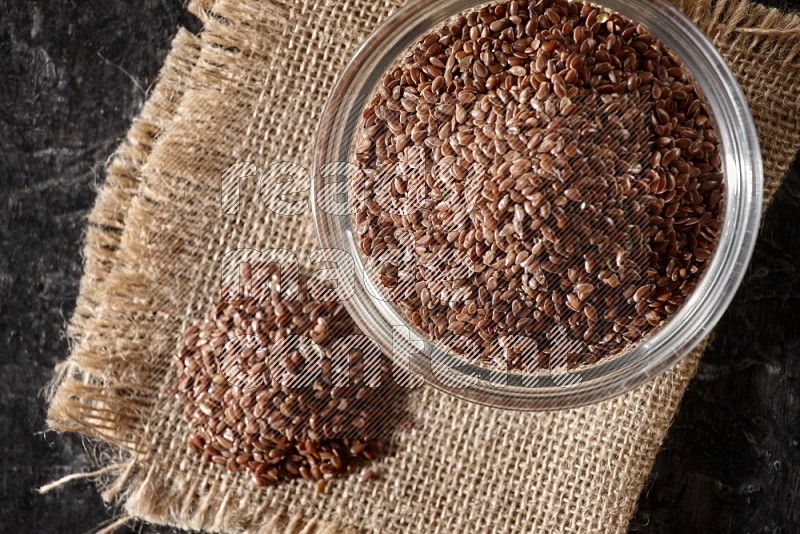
[353,0,723,370]
[176,266,408,486]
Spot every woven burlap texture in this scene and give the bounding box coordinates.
[48,0,800,532]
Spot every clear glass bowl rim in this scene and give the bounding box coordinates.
[311,0,763,411]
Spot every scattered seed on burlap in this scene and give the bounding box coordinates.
[176,264,409,486]
[353,0,724,370]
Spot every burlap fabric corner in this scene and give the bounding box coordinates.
[48,0,800,532]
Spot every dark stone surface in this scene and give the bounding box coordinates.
[630,167,800,533]
[0,1,198,532]
[0,1,797,533]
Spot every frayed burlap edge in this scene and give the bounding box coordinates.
[67,28,204,341]
[39,12,207,526]
[46,0,800,533]
[46,1,307,528]
[67,0,226,342]
[47,28,207,450]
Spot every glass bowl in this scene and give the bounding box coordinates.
[311,0,762,410]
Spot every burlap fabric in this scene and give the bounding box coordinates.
[48,0,800,532]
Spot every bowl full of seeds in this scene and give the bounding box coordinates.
[311,0,762,410]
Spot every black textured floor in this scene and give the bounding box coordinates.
[0,1,198,532]
[0,1,798,533]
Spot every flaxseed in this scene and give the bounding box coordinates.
[176,265,408,485]
[353,0,724,369]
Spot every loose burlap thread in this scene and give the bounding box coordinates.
[48,0,800,532]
